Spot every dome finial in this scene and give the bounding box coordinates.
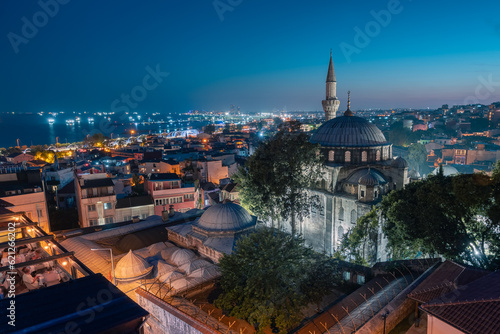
[344,91,353,116]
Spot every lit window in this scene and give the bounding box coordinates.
[345,151,351,162]
[329,150,335,161]
[104,202,112,210]
[376,150,381,161]
[362,151,367,162]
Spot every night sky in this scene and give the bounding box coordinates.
[1,0,500,113]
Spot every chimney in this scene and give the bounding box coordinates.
[162,206,169,222]
[169,204,175,217]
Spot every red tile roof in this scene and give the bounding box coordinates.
[421,270,500,334]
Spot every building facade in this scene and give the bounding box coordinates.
[145,173,198,214]
[275,55,410,262]
[75,173,116,227]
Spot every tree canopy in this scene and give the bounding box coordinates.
[215,227,340,333]
[407,143,430,174]
[379,165,500,270]
[234,129,323,234]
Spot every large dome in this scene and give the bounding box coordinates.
[310,115,388,147]
[197,202,256,232]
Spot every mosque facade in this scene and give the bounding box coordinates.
[282,54,410,262]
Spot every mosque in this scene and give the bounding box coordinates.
[289,53,410,262]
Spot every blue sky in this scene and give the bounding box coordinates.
[1,0,500,113]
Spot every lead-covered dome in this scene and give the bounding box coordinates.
[358,170,380,186]
[310,115,388,147]
[197,202,256,232]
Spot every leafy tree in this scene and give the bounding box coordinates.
[388,121,411,146]
[234,130,323,234]
[204,124,216,134]
[215,228,340,333]
[334,207,379,265]
[222,123,231,134]
[407,143,428,174]
[380,169,500,269]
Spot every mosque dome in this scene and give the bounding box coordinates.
[115,250,153,281]
[197,202,256,232]
[310,115,388,148]
[432,165,459,176]
[358,170,380,186]
[346,168,387,185]
[391,156,409,168]
[170,248,196,266]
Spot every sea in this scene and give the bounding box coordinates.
[0,112,212,149]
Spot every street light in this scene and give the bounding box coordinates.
[381,310,390,334]
[91,248,116,285]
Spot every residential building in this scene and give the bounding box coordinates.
[0,169,49,232]
[75,173,116,227]
[115,195,154,222]
[145,173,197,214]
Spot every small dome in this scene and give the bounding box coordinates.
[179,259,212,275]
[408,169,421,179]
[310,116,388,147]
[197,202,256,232]
[115,250,153,281]
[170,248,196,266]
[432,165,459,176]
[346,168,387,185]
[391,156,409,168]
[358,170,380,186]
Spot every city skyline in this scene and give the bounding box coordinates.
[1,0,500,114]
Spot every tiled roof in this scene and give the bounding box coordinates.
[421,270,500,334]
[408,260,489,304]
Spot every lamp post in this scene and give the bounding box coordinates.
[91,248,116,285]
[381,310,390,334]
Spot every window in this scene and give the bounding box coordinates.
[361,190,365,198]
[104,202,112,210]
[345,151,351,163]
[105,217,113,224]
[376,150,381,161]
[37,209,43,217]
[184,193,194,201]
[88,204,96,212]
[89,219,98,226]
[339,207,344,220]
[351,210,357,224]
[357,275,365,285]
[362,151,367,162]
[343,271,351,281]
[374,190,378,198]
[329,150,334,161]
[337,226,344,245]
[26,212,32,219]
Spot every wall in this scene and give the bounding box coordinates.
[115,204,154,223]
[1,192,49,232]
[427,315,463,334]
[136,289,219,334]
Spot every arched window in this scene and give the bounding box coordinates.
[337,226,344,245]
[329,150,335,161]
[362,151,367,162]
[351,209,357,224]
[376,150,381,161]
[339,207,344,220]
[345,151,351,163]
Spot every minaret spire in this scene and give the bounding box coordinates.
[344,91,353,116]
[322,51,340,121]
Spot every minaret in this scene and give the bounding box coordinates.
[322,50,340,121]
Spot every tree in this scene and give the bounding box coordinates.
[407,143,428,174]
[334,207,379,265]
[215,228,340,333]
[380,170,500,269]
[234,130,323,234]
[204,124,216,134]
